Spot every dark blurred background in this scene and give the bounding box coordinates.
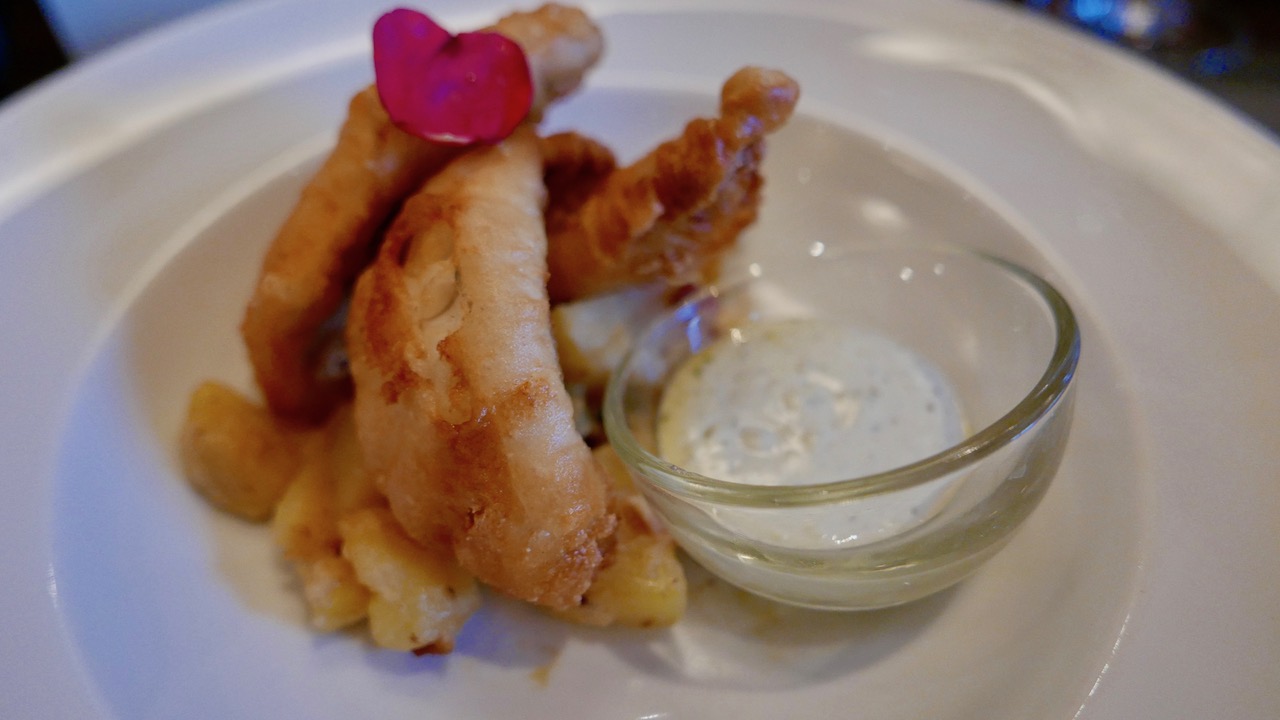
[1,0,1277,136]
[1,0,68,101]
[1008,0,1279,135]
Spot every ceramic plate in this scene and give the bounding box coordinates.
[2,0,1277,717]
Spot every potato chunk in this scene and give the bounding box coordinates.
[272,405,379,559]
[272,404,381,630]
[295,554,372,632]
[553,445,687,628]
[551,283,674,390]
[178,381,313,521]
[340,507,481,654]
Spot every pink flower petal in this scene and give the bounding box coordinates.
[373,8,533,144]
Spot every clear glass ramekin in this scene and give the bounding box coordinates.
[603,244,1080,610]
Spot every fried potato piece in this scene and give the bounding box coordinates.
[347,126,615,611]
[178,380,315,521]
[543,66,800,303]
[272,405,383,555]
[551,282,679,391]
[553,283,686,446]
[294,554,372,633]
[340,507,481,654]
[273,462,341,561]
[272,403,382,630]
[241,3,605,422]
[552,445,687,628]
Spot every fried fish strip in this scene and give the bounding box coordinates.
[543,66,800,303]
[347,126,615,610]
[241,3,604,421]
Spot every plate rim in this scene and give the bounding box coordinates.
[2,1,1278,718]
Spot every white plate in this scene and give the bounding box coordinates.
[2,0,1278,718]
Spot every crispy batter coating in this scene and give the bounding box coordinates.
[241,4,605,422]
[346,126,615,610]
[543,66,799,303]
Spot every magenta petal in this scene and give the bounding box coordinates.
[412,32,533,143]
[373,9,452,128]
[372,9,533,145]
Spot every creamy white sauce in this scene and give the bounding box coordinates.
[657,318,966,548]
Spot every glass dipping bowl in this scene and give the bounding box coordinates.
[603,244,1080,610]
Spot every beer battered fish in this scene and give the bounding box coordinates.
[346,126,614,610]
[542,66,799,303]
[242,3,604,421]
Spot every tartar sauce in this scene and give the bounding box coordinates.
[656,318,966,547]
